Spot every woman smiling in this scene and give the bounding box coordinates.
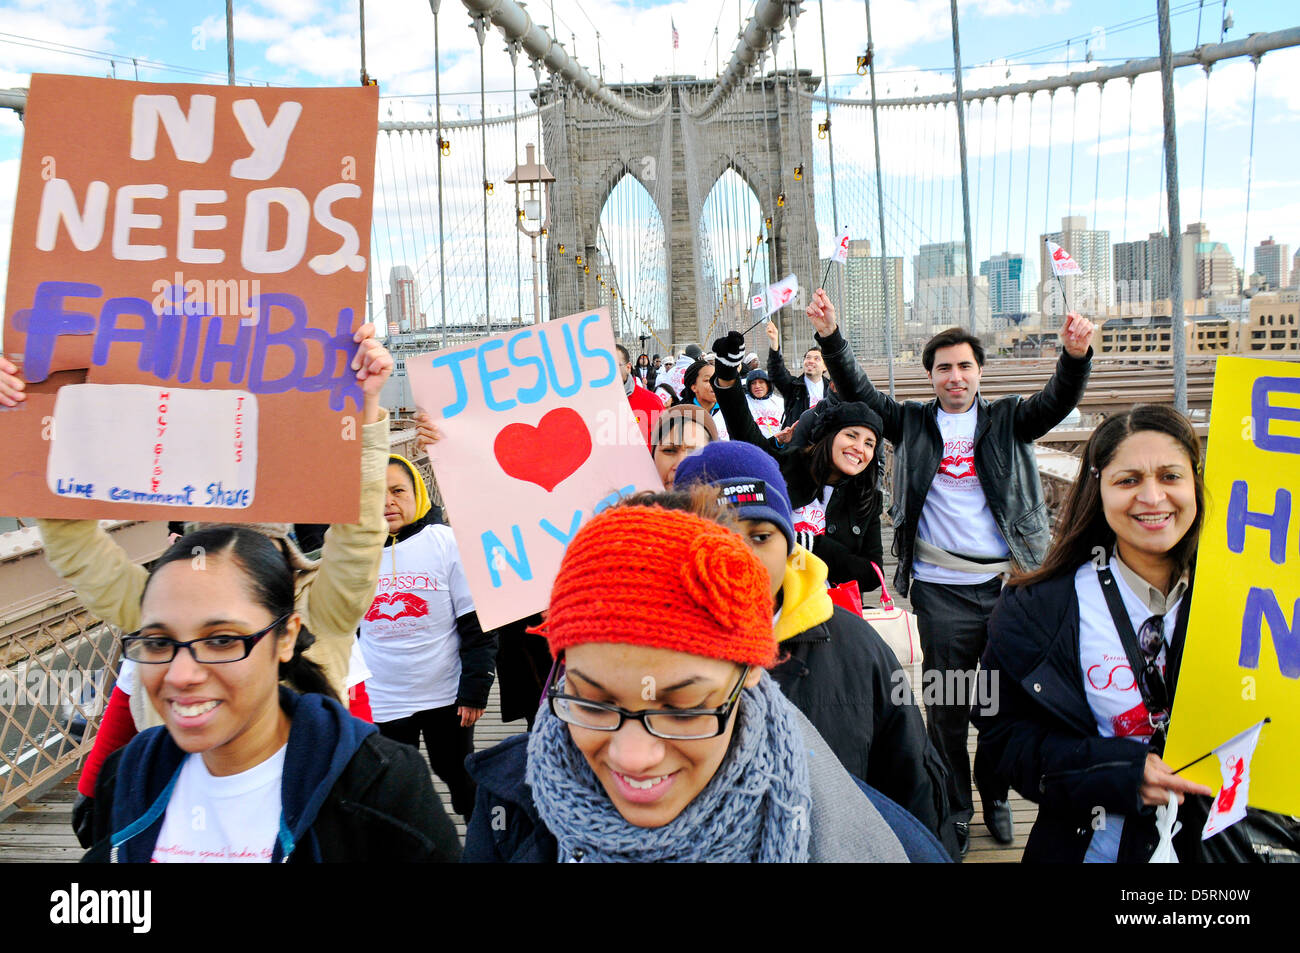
[462,497,947,863]
[974,406,1216,863]
[83,527,459,863]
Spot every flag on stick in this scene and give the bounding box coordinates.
[1045,239,1083,276]
[1201,720,1266,840]
[672,19,679,49]
[832,226,851,264]
[749,273,799,320]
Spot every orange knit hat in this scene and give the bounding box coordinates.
[537,505,776,668]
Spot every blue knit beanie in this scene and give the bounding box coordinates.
[674,441,796,553]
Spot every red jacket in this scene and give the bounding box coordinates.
[627,379,664,450]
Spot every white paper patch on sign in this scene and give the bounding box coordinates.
[46,384,258,508]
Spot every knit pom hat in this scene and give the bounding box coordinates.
[672,442,796,554]
[538,506,776,667]
[807,400,884,445]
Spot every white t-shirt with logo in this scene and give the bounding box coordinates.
[360,524,476,723]
[793,485,835,540]
[746,393,785,438]
[806,376,825,408]
[1074,558,1183,863]
[913,404,1009,585]
[152,745,286,863]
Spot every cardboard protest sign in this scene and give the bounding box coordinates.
[1,75,378,522]
[408,309,663,629]
[1164,357,1300,815]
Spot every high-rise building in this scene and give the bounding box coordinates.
[821,240,904,358]
[1182,222,1239,299]
[1291,249,1300,290]
[1040,215,1112,326]
[979,252,1030,326]
[388,265,422,331]
[1254,238,1290,291]
[914,274,990,333]
[913,241,966,308]
[1112,230,1172,309]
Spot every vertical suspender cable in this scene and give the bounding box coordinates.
[1239,56,1260,295]
[948,0,977,334]
[534,61,546,322]
[863,0,895,394]
[226,0,236,84]
[816,0,841,307]
[1066,84,1078,215]
[1092,81,1105,251]
[1122,77,1134,247]
[1156,0,1186,414]
[510,42,522,323]
[788,3,815,327]
[1021,92,1034,317]
[474,14,491,334]
[430,0,448,346]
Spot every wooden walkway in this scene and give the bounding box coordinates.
[0,519,1034,863]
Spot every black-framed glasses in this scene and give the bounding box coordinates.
[121,613,290,664]
[544,657,750,740]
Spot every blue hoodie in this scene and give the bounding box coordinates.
[104,687,376,863]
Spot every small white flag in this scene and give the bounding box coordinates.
[1045,239,1083,277]
[832,226,852,264]
[750,274,799,318]
[1201,720,1265,840]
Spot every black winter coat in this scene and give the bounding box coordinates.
[714,378,884,595]
[772,605,953,848]
[817,326,1091,597]
[768,347,839,430]
[84,690,461,862]
[973,569,1201,863]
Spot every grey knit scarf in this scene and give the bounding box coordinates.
[525,671,812,862]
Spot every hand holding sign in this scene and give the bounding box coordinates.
[0,356,25,408]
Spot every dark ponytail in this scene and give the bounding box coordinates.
[145,526,342,703]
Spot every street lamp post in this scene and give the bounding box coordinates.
[505,142,557,324]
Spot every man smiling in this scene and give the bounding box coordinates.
[805,287,1095,856]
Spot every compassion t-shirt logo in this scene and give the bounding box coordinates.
[936,437,976,484]
[364,591,430,622]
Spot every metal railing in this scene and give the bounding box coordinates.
[1,597,121,810]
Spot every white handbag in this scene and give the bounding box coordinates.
[861,562,924,665]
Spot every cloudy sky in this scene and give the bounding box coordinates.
[2,0,1298,328]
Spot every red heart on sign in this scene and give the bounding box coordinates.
[493,407,593,492]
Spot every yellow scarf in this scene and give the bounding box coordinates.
[774,545,835,643]
[387,454,432,524]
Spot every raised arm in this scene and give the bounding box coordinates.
[711,333,782,457]
[805,289,906,443]
[765,320,799,400]
[1013,312,1094,442]
[301,325,393,696]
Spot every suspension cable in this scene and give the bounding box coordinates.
[432,0,448,345]
[474,14,490,334]
[1240,55,1260,293]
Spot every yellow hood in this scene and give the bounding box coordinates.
[775,545,834,642]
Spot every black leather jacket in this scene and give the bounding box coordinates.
[817,327,1091,596]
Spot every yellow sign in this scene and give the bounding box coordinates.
[1165,356,1300,814]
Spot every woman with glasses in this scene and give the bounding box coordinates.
[462,496,947,862]
[82,527,460,863]
[973,406,1215,863]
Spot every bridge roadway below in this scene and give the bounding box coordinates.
[0,519,1031,863]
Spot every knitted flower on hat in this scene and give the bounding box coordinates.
[539,505,776,668]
